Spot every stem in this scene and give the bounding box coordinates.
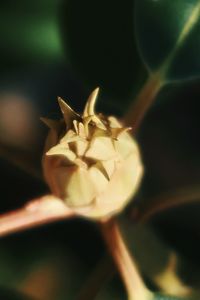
[124,72,165,133]
[135,185,200,223]
[100,219,152,300]
[0,195,74,237]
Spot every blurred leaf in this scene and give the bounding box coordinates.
[0,0,64,69]
[0,229,88,300]
[120,218,199,297]
[135,0,200,81]
[62,0,145,103]
[152,294,185,300]
[135,185,200,223]
[76,216,200,299]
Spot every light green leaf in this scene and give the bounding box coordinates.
[152,293,185,300]
[135,0,200,81]
[0,0,64,67]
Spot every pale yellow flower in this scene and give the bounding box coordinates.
[42,88,143,219]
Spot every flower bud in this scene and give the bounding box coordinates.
[42,88,143,219]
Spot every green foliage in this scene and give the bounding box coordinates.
[0,0,64,69]
[152,294,184,300]
[135,0,200,81]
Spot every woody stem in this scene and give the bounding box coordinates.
[100,218,151,300]
[124,72,165,133]
[0,195,73,237]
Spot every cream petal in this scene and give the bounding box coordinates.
[113,135,139,158]
[46,145,76,162]
[74,139,88,157]
[103,153,142,208]
[61,135,82,144]
[74,158,88,169]
[65,167,96,207]
[110,127,131,139]
[84,152,143,218]
[89,163,108,194]
[100,159,116,179]
[85,136,117,161]
[60,129,85,145]
[108,116,123,128]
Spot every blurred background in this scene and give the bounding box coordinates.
[0,0,199,299]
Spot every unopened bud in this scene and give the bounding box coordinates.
[42,88,143,219]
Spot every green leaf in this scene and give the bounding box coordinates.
[0,0,64,69]
[135,0,200,81]
[152,293,185,300]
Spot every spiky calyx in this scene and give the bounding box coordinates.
[42,88,143,219]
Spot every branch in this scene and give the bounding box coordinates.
[124,72,164,133]
[0,195,74,237]
[100,219,152,300]
[134,185,200,223]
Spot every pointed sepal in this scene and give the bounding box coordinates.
[83,87,99,117]
[57,97,81,126]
